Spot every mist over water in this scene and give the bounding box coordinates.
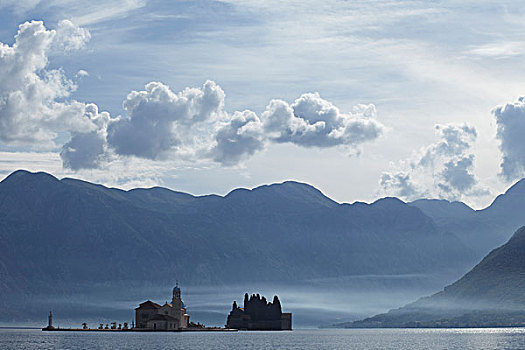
[6,270,465,328]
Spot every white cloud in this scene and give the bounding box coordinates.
[76,69,89,77]
[467,42,525,58]
[60,104,111,170]
[107,80,225,161]
[52,19,91,52]
[379,123,489,201]
[379,171,422,199]
[419,124,477,167]
[211,110,265,165]
[493,96,525,181]
[261,93,383,148]
[102,81,383,168]
[438,154,477,195]
[0,20,95,147]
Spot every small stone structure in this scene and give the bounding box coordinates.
[43,311,55,330]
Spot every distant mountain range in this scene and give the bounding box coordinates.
[410,179,525,256]
[0,170,524,324]
[342,226,525,328]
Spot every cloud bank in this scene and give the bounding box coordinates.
[379,124,489,202]
[91,82,384,169]
[0,20,384,171]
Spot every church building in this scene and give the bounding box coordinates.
[134,282,190,330]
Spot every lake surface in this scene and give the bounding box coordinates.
[2,328,525,349]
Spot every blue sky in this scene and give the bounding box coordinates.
[0,0,524,208]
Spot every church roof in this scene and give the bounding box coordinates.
[135,300,161,310]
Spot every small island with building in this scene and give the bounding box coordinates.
[42,282,235,332]
[42,284,292,332]
[226,293,292,330]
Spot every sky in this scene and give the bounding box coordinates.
[0,0,524,208]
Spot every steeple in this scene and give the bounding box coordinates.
[172,280,182,307]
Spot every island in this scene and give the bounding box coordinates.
[226,293,292,330]
[42,282,236,332]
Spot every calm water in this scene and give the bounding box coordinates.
[2,328,525,349]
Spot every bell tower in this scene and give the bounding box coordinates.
[172,281,182,309]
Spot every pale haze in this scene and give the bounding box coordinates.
[1,0,525,208]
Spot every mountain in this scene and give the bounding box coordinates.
[410,179,525,256]
[482,179,525,229]
[409,199,476,221]
[0,170,475,323]
[344,226,525,328]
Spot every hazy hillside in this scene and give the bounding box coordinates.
[344,226,525,328]
[0,170,475,323]
[410,179,525,256]
[0,170,474,283]
[1,170,524,325]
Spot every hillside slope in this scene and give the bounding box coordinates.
[0,170,475,322]
[346,226,525,328]
[410,179,525,256]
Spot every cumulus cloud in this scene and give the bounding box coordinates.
[107,80,225,160]
[438,155,476,194]
[419,124,477,167]
[261,93,383,147]
[0,20,95,146]
[379,171,422,199]
[60,104,111,170]
[61,132,106,170]
[103,82,383,167]
[493,96,525,181]
[211,110,265,165]
[52,20,91,52]
[76,69,89,77]
[379,124,488,201]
